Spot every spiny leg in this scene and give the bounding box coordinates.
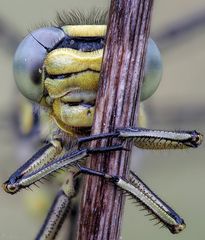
[3,138,64,194]
[3,138,188,238]
[34,162,185,240]
[2,145,124,194]
[76,164,186,234]
[3,128,202,236]
[118,128,203,149]
[4,127,203,194]
[78,127,203,149]
[35,168,78,240]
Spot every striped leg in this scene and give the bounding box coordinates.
[76,164,186,234]
[78,127,203,149]
[35,169,78,240]
[2,138,64,194]
[35,163,186,240]
[2,145,123,194]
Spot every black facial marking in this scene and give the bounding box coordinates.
[47,69,100,80]
[50,35,105,52]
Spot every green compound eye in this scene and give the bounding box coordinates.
[13,27,66,102]
[141,38,162,101]
[14,26,161,103]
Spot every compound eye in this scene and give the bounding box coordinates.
[141,38,163,101]
[13,27,66,102]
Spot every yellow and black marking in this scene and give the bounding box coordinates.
[13,10,162,136]
[41,25,106,135]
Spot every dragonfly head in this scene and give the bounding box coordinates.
[13,14,162,133]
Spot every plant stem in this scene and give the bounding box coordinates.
[76,1,154,239]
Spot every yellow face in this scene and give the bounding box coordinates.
[13,24,162,136]
[14,25,106,135]
[43,25,106,134]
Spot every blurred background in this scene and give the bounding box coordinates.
[0,0,205,239]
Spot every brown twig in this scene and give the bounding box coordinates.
[76,1,154,240]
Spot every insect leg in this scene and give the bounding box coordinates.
[117,128,203,149]
[3,145,124,194]
[76,164,186,234]
[35,169,78,240]
[2,138,64,194]
[78,127,203,149]
[34,143,123,240]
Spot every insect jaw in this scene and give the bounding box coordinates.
[52,99,94,127]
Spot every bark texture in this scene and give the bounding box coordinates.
[76,1,154,239]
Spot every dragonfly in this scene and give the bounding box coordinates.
[2,10,203,240]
